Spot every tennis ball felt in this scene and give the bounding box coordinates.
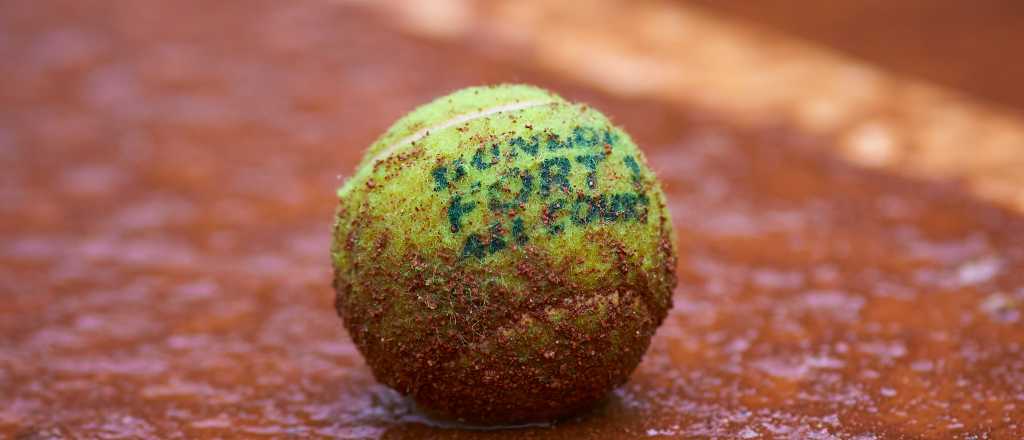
[331,84,676,424]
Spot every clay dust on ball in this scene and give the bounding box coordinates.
[331,84,677,424]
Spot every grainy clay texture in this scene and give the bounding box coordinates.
[2,0,1024,439]
[332,85,675,424]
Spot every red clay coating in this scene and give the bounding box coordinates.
[334,242,675,423]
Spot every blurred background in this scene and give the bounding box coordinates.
[690,0,1024,112]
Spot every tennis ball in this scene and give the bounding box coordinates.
[332,84,676,424]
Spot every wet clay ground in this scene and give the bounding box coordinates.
[1,1,1023,438]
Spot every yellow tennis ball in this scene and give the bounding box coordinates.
[332,84,676,424]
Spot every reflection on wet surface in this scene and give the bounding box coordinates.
[1,1,1022,438]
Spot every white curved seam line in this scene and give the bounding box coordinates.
[369,99,555,165]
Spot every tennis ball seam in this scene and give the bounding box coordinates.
[338,99,559,198]
[371,99,557,166]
